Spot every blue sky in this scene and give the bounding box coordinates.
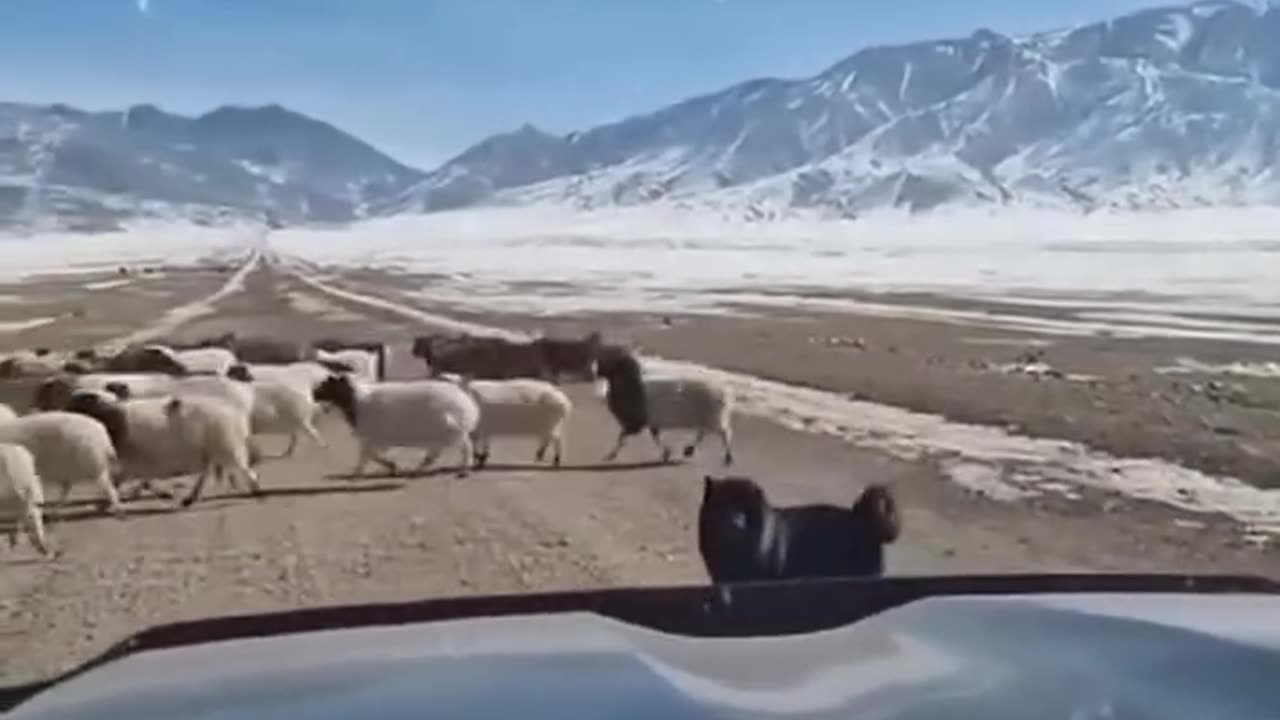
[1,0,1169,168]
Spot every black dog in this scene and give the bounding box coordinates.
[697,475,901,585]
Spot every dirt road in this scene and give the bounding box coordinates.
[1,256,1276,684]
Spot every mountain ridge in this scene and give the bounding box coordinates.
[0,101,424,231]
[387,0,1280,219]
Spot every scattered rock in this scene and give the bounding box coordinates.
[823,335,866,349]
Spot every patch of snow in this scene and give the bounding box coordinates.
[962,337,1057,348]
[0,220,263,281]
[1156,357,1280,378]
[268,206,1280,345]
[0,317,56,333]
[83,279,132,291]
[1156,13,1194,52]
[236,159,288,184]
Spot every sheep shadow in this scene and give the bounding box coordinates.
[325,459,675,481]
[46,481,405,524]
[326,467,469,481]
[474,460,677,473]
[0,553,59,567]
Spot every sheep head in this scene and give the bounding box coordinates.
[225,363,255,383]
[313,374,357,426]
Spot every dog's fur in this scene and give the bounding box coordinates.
[697,475,900,584]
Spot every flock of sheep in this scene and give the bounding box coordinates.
[0,328,900,586]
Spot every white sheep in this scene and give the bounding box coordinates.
[225,364,325,457]
[232,361,334,396]
[64,390,262,508]
[314,345,385,382]
[166,394,262,506]
[0,411,122,514]
[313,374,479,478]
[0,442,49,555]
[142,344,239,375]
[49,372,256,420]
[455,378,572,468]
[0,403,16,423]
[594,350,734,465]
[0,349,71,378]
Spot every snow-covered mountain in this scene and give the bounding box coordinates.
[0,102,423,231]
[387,0,1280,219]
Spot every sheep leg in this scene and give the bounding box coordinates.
[120,478,147,502]
[535,433,563,467]
[180,468,212,508]
[650,427,673,464]
[683,429,707,459]
[22,504,49,556]
[94,471,124,516]
[139,480,175,501]
[603,431,629,462]
[56,482,73,509]
[351,446,372,477]
[238,464,264,498]
[283,431,300,458]
[301,420,326,450]
[373,453,398,476]
[718,425,734,466]
[354,444,396,477]
[415,449,441,473]
[472,435,490,470]
[215,464,241,492]
[456,435,473,479]
[121,479,164,502]
[248,438,264,468]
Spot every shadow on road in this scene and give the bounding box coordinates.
[327,458,677,481]
[45,481,406,524]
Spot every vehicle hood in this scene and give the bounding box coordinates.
[13,592,1280,719]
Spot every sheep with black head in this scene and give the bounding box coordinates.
[593,348,733,465]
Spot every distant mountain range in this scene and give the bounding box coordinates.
[7,0,1280,230]
[387,0,1280,220]
[0,102,422,231]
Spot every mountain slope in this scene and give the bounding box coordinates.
[0,102,424,230]
[388,0,1280,218]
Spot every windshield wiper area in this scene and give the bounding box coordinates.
[2,572,1277,712]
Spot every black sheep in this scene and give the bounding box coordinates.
[697,475,900,585]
